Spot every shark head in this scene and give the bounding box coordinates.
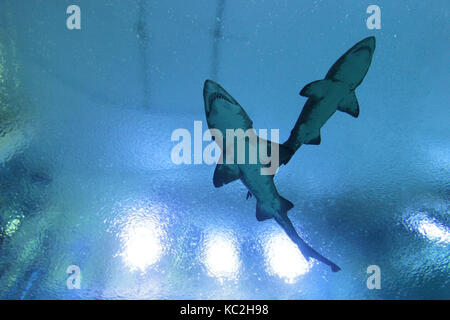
[203,80,241,117]
[325,36,376,90]
[203,80,253,131]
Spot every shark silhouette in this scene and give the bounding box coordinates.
[282,36,376,163]
[202,37,376,273]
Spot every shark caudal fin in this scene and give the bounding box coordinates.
[279,144,296,166]
[274,214,341,272]
[256,196,294,222]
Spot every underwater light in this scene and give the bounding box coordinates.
[119,212,165,272]
[202,231,240,280]
[406,213,450,245]
[264,232,313,283]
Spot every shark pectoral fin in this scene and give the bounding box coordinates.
[300,79,333,99]
[338,91,360,118]
[213,164,240,188]
[256,202,273,222]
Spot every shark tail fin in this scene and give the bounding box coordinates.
[279,143,296,166]
[330,264,341,272]
[275,214,342,273]
[280,131,321,165]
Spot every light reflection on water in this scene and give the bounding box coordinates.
[111,201,315,285]
[404,212,450,246]
[262,231,313,283]
[201,230,241,281]
[113,204,169,273]
[426,143,450,170]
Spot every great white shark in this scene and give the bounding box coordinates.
[202,37,376,273]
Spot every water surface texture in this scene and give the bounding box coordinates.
[0,0,449,299]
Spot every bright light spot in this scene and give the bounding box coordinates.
[426,144,450,170]
[5,217,22,236]
[406,213,450,246]
[263,232,313,283]
[122,222,162,271]
[202,231,240,281]
[118,208,166,272]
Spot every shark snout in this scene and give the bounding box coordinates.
[203,79,220,96]
[203,79,240,113]
[363,36,376,50]
[203,80,219,115]
[357,36,376,52]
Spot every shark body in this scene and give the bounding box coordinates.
[283,36,376,163]
[203,80,341,272]
[202,37,376,273]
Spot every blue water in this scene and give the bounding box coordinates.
[0,0,448,299]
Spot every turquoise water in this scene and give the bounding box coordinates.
[0,0,448,299]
